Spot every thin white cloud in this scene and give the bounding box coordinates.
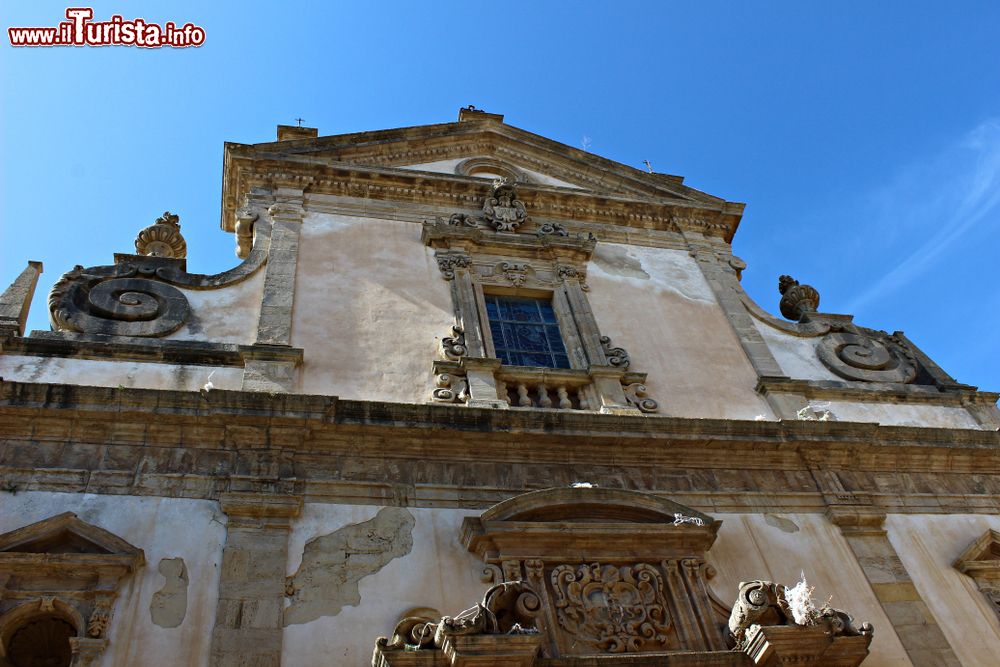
[846,119,1000,312]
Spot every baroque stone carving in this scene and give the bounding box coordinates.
[497,261,532,287]
[778,275,820,321]
[374,582,541,666]
[622,382,658,413]
[599,335,630,369]
[551,562,671,653]
[234,198,260,259]
[48,218,271,338]
[728,580,873,649]
[436,253,471,280]
[536,222,568,237]
[441,325,467,360]
[432,371,468,404]
[134,211,187,259]
[448,213,478,228]
[483,181,528,232]
[817,330,918,384]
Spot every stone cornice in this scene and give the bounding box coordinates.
[221,153,741,243]
[1,380,998,465]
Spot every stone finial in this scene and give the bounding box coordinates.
[778,275,819,321]
[135,211,187,259]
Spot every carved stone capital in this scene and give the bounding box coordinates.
[219,492,302,528]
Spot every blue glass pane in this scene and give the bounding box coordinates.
[501,350,520,366]
[553,354,570,369]
[509,300,540,322]
[539,301,558,324]
[544,326,566,353]
[513,324,546,351]
[485,298,499,320]
[521,353,552,367]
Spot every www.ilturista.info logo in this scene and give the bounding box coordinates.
[8,8,205,48]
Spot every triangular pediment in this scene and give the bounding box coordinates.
[0,512,142,557]
[232,110,722,202]
[956,529,1000,575]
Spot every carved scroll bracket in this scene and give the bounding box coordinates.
[48,218,271,338]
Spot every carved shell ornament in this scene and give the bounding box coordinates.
[134,211,187,259]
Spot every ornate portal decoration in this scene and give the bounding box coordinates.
[134,211,187,259]
[483,181,528,232]
[48,216,270,338]
[778,275,820,321]
[551,562,671,653]
[817,330,918,384]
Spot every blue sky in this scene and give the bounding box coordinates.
[2,1,998,391]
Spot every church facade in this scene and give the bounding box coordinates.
[0,108,998,667]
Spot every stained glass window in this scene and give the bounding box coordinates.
[484,295,570,369]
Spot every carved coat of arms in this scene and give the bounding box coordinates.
[483,182,528,232]
[550,563,672,653]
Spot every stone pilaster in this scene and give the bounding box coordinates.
[242,189,304,392]
[209,493,302,667]
[0,260,42,337]
[826,506,961,667]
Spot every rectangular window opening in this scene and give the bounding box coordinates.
[484,294,570,369]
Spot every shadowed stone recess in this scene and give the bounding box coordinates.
[284,507,415,626]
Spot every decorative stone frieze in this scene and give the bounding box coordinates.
[0,513,144,667]
[48,218,271,337]
[134,211,187,259]
[954,529,1000,622]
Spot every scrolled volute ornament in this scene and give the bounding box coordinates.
[376,582,540,653]
[441,325,467,360]
[817,330,917,383]
[623,382,658,413]
[48,217,271,337]
[48,261,190,337]
[599,335,630,369]
[134,211,187,259]
[778,275,820,321]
